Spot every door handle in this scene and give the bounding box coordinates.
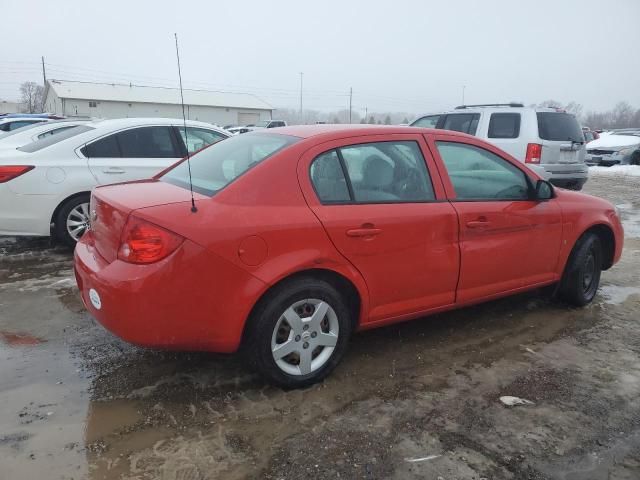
[346,227,382,237]
[466,219,491,229]
[102,168,125,174]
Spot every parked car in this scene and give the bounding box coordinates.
[582,127,599,142]
[227,126,252,135]
[74,125,623,388]
[0,118,229,245]
[411,104,588,190]
[0,119,90,150]
[585,132,640,166]
[246,120,287,130]
[0,117,51,135]
[0,113,64,119]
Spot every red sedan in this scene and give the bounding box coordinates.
[74,125,623,387]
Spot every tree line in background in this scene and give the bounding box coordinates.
[271,108,411,126]
[276,101,640,130]
[531,100,640,130]
[12,80,640,130]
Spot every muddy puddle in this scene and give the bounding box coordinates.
[1,174,640,479]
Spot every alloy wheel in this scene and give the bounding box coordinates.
[66,202,90,242]
[270,298,339,376]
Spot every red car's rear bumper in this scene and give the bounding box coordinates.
[74,232,266,353]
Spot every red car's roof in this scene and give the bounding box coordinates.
[266,124,469,140]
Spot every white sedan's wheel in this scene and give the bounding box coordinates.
[66,202,90,242]
[270,299,340,376]
[55,194,91,247]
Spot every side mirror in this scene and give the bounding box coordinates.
[535,179,554,201]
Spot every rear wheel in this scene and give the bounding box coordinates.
[631,152,640,166]
[558,232,602,306]
[54,194,91,247]
[244,277,353,388]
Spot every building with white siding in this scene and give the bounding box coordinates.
[0,100,23,114]
[43,79,273,126]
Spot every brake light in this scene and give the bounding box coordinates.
[118,216,184,264]
[0,165,34,183]
[525,143,542,164]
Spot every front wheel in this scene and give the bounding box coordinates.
[558,232,602,306]
[244,277,353,388]
[54,194,91,247]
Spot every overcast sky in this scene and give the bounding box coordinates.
[2,0,639,115]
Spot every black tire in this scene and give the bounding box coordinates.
[54,194,91,247]
[243,277,353,388]
[631,152,640,166]
[558,232,602,306]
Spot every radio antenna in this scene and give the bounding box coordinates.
[174,33,197,213]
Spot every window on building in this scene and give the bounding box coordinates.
[89,101,97,108]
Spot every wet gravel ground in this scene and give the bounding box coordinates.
[1,172,639,480]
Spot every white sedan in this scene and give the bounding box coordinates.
[0,117,229,245]
[0,119,90,150]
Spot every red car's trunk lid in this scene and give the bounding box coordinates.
[90,180,204,262]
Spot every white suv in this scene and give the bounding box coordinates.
[411,103,588,190]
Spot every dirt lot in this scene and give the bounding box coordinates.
[1,173,639,480]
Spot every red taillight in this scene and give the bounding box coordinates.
[117,216,184,264]
[525,143,542,164]
[0,165,34,183]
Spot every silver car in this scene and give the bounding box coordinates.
[585,132,640,166]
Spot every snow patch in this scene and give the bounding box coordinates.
[500,396,534,406]
[599,285,640,305]
[589,165,640,177]
[587,135,640,149]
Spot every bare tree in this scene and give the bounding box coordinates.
[583,102,640,130]
[20,82,44,113]
[612,101,634,128]
[565,101,583,120]
[538,99,563,108]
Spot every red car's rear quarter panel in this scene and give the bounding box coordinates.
[133,140,372,329]
[75,232,266,352]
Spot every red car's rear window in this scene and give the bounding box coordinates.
[161,132,299,196]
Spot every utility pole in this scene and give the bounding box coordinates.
[41,56,47,86]
[299,72,303,124]
[462,85,466,105]
[364,106,368,123]
[349,87,353,124]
